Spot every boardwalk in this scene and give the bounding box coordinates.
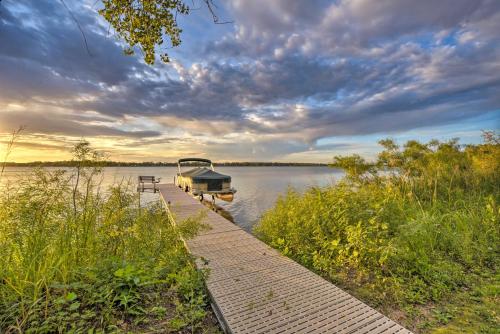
[158,184,412,334]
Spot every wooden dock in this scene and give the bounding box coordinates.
[158,184,412,334]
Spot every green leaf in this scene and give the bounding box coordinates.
[69,302,80,311]
[65,292,78,302]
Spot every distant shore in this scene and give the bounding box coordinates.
[3,161,328,167]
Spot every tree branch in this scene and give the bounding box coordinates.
[59,0,92,57]
[203,0,234,24]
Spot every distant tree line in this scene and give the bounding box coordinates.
[4,161,328,167]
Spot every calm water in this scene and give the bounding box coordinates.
[1,167,344,231]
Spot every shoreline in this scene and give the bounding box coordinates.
[3,162,329,167]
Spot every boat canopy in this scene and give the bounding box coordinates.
[182,167,231,183]
[178,158,212,164]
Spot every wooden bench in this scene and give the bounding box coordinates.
[137,176,161,193]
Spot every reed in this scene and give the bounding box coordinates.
[0,141,218,333]
[255,133,499,333]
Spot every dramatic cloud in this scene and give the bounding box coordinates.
[0,0,498,162]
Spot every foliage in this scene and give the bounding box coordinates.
[255,133,500,333]
[0,143,219,333]
[329,154,375,179]
[3,161,328,168]
[99,0,189,64]
[0,126,24,177]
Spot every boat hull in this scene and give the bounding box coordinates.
[215,193,235,202]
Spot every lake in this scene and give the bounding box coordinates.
[1,167,344,231]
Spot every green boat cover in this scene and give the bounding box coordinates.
[181,167,231,183]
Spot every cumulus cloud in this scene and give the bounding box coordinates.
[0,0,499,161]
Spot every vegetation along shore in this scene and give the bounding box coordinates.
[1,133,498,333]
[0,141,221,333]
[2,161,327,168]
[255,133,499,333]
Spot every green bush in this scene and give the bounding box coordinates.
[255,134,499,332]
[0,141,218,333]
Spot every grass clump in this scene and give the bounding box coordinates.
[0,141,219,333]
[255,132,499,333]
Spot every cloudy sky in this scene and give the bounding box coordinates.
[0,0,499,162]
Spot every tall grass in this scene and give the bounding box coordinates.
[0,141,218,333]
[0,126,25,178]
[255,133,499,333]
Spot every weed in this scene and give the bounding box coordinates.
[0,142,220,333]
[255,134,499,333]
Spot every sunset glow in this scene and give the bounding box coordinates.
[1,0,499,162]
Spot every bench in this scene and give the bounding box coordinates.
[137,176,161,193]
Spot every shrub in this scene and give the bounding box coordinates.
[255,134,499,332]
[0,141,217,333]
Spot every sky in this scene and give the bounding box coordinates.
[0,0,499,163]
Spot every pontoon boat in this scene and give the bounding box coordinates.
[174,158,236,203]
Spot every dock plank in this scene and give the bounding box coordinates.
[158,184,411,334]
